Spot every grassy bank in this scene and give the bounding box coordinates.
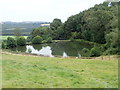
[54,39,95,45]
[2,53,118,88]
[0,36,28,42]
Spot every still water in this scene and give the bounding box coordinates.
[10,41,93,57]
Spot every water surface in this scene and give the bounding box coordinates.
[10,41,93,57]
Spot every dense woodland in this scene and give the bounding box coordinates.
[30,2,119,55]
[1,2,120,56]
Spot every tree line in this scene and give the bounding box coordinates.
[48,2,119,55]
[1,1,119,56]
[30,2,119,55]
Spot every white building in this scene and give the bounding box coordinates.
[40,24,50,27]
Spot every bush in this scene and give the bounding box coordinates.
[103,48,118,55]
[70,37,75,42]
[1,42,6,49]
[46,37,52,43]
[82,48,89,53]
[90,47,101,57]
[26,36,32,43]
[17,36,26,46]
[6,37,16,48]
[32,36,43,44]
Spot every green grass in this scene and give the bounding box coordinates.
[0,36,28,42]
[0,36,13,41]
[0,36,28,45]
[2,53,118,88]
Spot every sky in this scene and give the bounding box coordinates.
[0,0,106,22]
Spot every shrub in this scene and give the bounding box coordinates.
[32,36,43,44]
[42,35,48,40]
[6,37,16,48]
[26,36,32,43]
[1,42,6,49]
[103,48,118,55]
[82,48,89,53]
[90,47,101,57]
[70,37,75,42]
[46,37,53,43]
[17,36,26,46]
[71,32,78,39]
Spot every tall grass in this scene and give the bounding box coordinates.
[2,53,118,88]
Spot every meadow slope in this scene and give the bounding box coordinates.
[2,53,118,88]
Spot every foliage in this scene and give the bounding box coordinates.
[2,1,119,56]
[103,48,119,55]
[105,28,118,48]
[26,36,32,43]
[46,37,53,43]
[61,2,118,44]
[31,27,50,39]
[71,32,80,39]
[55,2,118,55]
[70,37,75,42]
[17,36,26,46]
[14,28,22,37]
[90,47,101,57]
[50,18,63,40]
[105,28,119,55]
[32,36,43,44]
[1,41,6,49]
[6,37,16,48]
[82,48,89,53]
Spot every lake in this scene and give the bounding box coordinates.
[10,41,94,57]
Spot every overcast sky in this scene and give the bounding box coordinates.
[0,0,106,22]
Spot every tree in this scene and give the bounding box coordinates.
[31,28,41,38]
[14,28,22,37]
[32,36,43,44]
[26,36,32,43]
[62,2,115,44]
[17,36,26,46]
[1,41,6,49]
[63,15,78,39]
[105,28,118,48]
[82,48,89,53]
[6,37,16,48]
[46,37,53,43]
[90,47,101,57]
[50,18,63,39]
[30,27,50,40]
[50,18,62,30]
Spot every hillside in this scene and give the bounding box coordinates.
[1,21,50,36]
[2,53,118,88]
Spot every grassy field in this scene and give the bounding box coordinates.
[0,36,14,42]
[1,53,118,88]
[0,36,28,42]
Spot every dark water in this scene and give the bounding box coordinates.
[10,41,94,57]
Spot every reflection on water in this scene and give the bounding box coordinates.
[78,53,81,58]
[10,41,93,57]
[63,52,68,58]
[26,45,54,57]
[26,45,70,57]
